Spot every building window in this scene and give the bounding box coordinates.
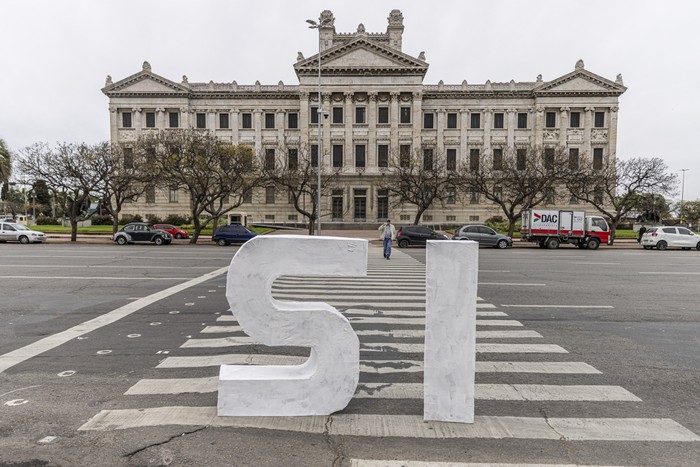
[287,189,295,204]
[311,144,319,167]
[400,107,411,124]
[469,148,480,171]
[332,145,343,168]
[121,112,132,128]
[123,147,134,169]
[399,144,411,167]
[378,144,389,168]
[424,215,433,221]
[446,186,456,205]
[242,189,253,204]
[594,187,603,204]
[423,112,434,129]
[265,186,275,204]
[145,112,156,128]
[354,189,367,221]
[594,112,605,128]
[265,149,276,170]
[493,186,503,202]
[355,145,366,168]
[265,113,275,129]
[469,215,479,222]
[470,113,480,129]
[219,113,229,129]
[545,112,556,128]
[355,107,366,124]
[195,113,206,129]
[169,112,179,128]
[288,112,298,129]
[378,107,389,124]
[517,113,528,129]
[493,112,504,129]
[169,187,179,203]
[377,189,389,220]
[447,112,458,129]
[493,148,503,170]
[423,148,433,170]
[593,148,604,169]
[517,148,526,170]
[569,193,579,204]
[265,214,275,221]
[570,112,580,128]
[332,107,343,124]
[288,214,299,221]
[569,148,579,170]
[469,189,479,204]
[544,147,555,170]
[332,189,344,221]
[288,149,298,170]
[145,185,156,204]
[545,187,556,204]
[446,215,456,222]
[446,148,457,171]
[242,113,252,129]
[310,106,319,125]
[400,214,410,221]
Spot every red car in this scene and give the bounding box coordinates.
[153,224,189,239]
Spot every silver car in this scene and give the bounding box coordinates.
[641,226,700,250]
[0,222,47,244]
[452,225,512,249]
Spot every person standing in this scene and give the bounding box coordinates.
[638,225,647,243]
[378,219,397,260]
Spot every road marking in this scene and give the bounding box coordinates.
[0,385,42,398]
[478,283,546,286]
[638,272,700,275]
[0,276,201,281]
[2,264,218,269]
[500,305,614,309]
[0,267,228,374]
[351,460,623,467]
[360,343,567,354]
[212,316,523,326]
[127,379,634,401]
[78,409,700,441]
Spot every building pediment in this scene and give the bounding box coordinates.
[102,63,189,97]
[535,65,626,96]
[294,38,428,77]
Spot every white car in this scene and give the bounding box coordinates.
[0,222,47,244]
[641,226,700,251]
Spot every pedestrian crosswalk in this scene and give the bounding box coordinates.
[78,249,700,459]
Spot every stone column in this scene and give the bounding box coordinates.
[156,107,166,129]
[584,106,595,157]
[559,107,569,147]
[436,108,445,155]
[534,105,545,146]
[180,107,191,129]
[109,106,118,142]
[412,92,422,150]
[299,92,310,147]
[460,110,469,164]
[277,109,285,146]
[132,107,142,135]
[208,109,217,132]
[344,92,353,168]
[231,111,240,144]
[254,110,263,153]
[322,92,332,168]
[368,92,377,168]
[390,92,400,153]
[506,108,516,148]
[483,108,492,154]
[608,106,619,161]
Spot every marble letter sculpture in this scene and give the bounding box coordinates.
[218,235,367,416]
[423,240,478,423]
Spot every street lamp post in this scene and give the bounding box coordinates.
[680,169,689,225]
[306,18,328,236]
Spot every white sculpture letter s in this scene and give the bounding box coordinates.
[218,235,368,416]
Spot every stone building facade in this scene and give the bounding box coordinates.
[103,9,626,227]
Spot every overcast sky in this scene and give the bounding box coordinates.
[1,0,698,201]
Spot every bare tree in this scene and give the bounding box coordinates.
[262,144,340,234]
[141,130,262,243]
[16,142,103,241]
[0,138,11,183]
[564,156,678,243]
[380,147,458,225]
[457,146,569,236]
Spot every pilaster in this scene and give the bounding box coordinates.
[109,106,118,142]
[412,92,422,150]
[559,107,569,147]
[608,106,619,161]
[506,108,516,148]
[254,110,263,153]
[344,92,353,168]
[368,92,377,168]
[534,106,545,147]
[584,106,595,157]
[390,92,400,154]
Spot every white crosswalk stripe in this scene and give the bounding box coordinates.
[80,248,700,452]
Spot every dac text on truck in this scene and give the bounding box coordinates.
[520,209,610,249]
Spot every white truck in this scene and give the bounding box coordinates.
[520,209,611,249]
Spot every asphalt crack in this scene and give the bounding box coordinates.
[323,415,345,467]
[123,426,208,459]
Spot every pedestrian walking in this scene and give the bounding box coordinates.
[378,220,397,260]
[638,225,647,243]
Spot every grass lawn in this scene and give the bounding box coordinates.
[31,224,272,235]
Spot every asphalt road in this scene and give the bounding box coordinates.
[0,241,699,466]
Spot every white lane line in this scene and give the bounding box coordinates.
[478,283,546,287]
[193,329,541,339]
[4,265,218,269]
[0,276,200,281]
[155,356,599,374]
[213,316,522,326]
[78,409,700,441]
[0,267,229,374]
[126,379,637,401]
[359,343,567,354]
[500,305,614,309]
[273,294,425,300]
[351,460,624,467]
[2,255,230,261]
[639,272,700,275]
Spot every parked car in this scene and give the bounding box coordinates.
[112,222,172,245]
[641,226,700,250]
[213,224,258,246]
[453,225,512,249]
[0,222,47,244]
[153,223,189,239]
[395,225,448,248]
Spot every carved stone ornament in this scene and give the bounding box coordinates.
[485,80,492,91]
[388,9,404,26]
[131,107,142,113]
[575,59,585,70]
[297,51,304,61]
[299,91,310,100]
[438,80,444,91]
[344,92,353,102]
[592,129,609,140]
[109,106,118,113]
[320,10,335,27]
[105,75,113,86]
[560,107,570,113]
[535,106,545,113]
[390,91,400,100]
[616,74,624,85]
[418,51,426,61]
[182,75,188,83]
[367,92,377,102]
[142,61,151,72]
[156,107,165,113]
[509,79,516,91]
[610,106,619,113]
[357,23,365,33]
[585,106,596,112]
[322,92,333,102]
[461,80,468,90]
[536,74,543,82]
[543,130,558,141]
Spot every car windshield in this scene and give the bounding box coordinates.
[13,224,30,231]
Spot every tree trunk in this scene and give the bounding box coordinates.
[608,223,617,245]
[507,216,517,238]
[112,217,119,235]
[70,218,78,242]
[190,215,201,244]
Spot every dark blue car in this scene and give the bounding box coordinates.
[213,224,257,246]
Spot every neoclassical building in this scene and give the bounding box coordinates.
[103,9,626,227]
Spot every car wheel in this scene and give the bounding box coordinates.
[217,238,227,246]
[398,239,409,248]
[538,241,547,248]
[154,236,164,246]
[496,239,508,249]
[696,242,700,251]
[545,237,559,249]
[175,233,182,239]
[587,238,601,250]
[656,241,667,251]
[18,235,30,244]
[643,245,651,250]
[116,236,127,245]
